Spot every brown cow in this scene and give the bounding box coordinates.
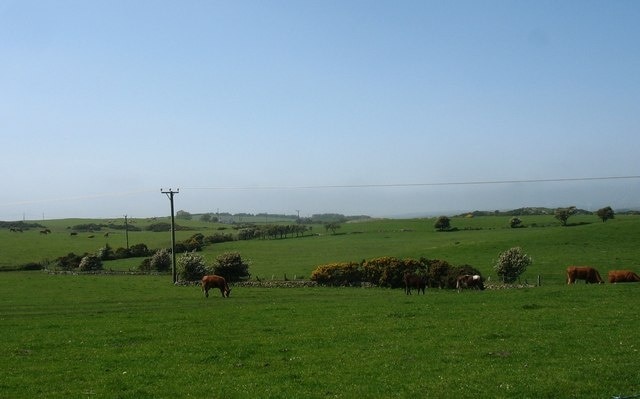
[608,270,640,283]
[566,266,604,284]
[403,273,427,295]
[202,275,231,298]
[456,274,485,292]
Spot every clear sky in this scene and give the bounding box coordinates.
[1,0,639,220]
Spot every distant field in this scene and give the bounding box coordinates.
[2,214,639,285]
[1,272,638,398]
[2,214,639,397]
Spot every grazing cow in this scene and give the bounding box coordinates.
[456,274,485,292]
[403,273,427,295]
[566,266,604,284]
[608,270,640,283]
[202,275,231,298]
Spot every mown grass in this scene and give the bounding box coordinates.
[1,272,639,398]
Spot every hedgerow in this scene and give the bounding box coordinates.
[310,262,362,286]
[311,257,482,289]
[311,257,427,287]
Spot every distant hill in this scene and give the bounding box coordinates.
[455,206,640,217]
[456,207,592,217]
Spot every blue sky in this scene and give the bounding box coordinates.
[1,0,639,220]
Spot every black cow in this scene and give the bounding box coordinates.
[403,273,427,295]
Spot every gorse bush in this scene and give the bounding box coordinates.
[494,247,532,283]
[310,257,481,289]
[204,232,234,244]
[97,244,114,261]
[177,252,208,282]
[311,262,361,286]
[129,243,152,257]
[146,248,171,272]
[78,255,103,271]
[54,252,84,270]
[212,252,250,282]
[311,257,427,287]
[425,259,453,288]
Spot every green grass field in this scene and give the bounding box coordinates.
[1,272,638,398]
[3,214,639,285]
[1,214,639,397]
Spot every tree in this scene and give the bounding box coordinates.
[494,247,532,283]
[596,206,615,222]
[554,206,576,226]
[324,222,341,234]
[176,210,192,220]
[200,213,219,223]
[434,216,451,231]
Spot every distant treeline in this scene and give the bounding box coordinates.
[456,207,640,217]
[0,221,44,230]
[198,212,371,224]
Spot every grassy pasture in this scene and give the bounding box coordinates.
[1,272,639,398]
[2,215,640,285]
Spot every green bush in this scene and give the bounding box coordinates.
[424,259,453,288]
[177,252,208,282]
[146,223,172,232]
[54,252,85,270]
[138,258,152,271]
[129,243,151,257]
[212,252,250,282]
[494,247,532,283]
[113,247,131,259]
[181,233,204,252]
[20,262,43,271]
[204,233,235,244]
[143,248,172,272]
[78,255,103,271]
[97,244,114,261]
[363,257,426,288]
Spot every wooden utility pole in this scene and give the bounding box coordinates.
[161,188,179,284]
[123,215,129,250]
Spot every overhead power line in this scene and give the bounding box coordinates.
[0,189,158,207]
[184,175,640,191]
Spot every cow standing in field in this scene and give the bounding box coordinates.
[202,275,231,298]
[566,266,604,284]
[403,273,427,295]
[608,270,640,283]
[456,274,485,292]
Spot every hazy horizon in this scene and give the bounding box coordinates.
[2,1,639,220]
